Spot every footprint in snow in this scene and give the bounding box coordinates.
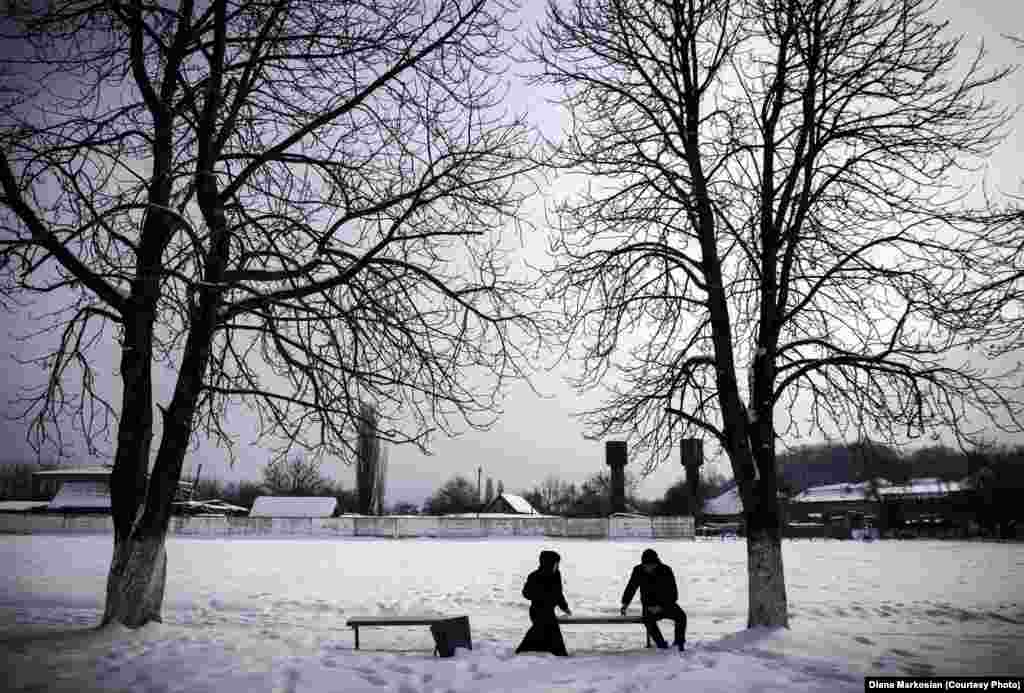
[853,636,875,645]
[900,662,935,677]
[357,671,389,686]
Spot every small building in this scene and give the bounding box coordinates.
[700,482,744,537]
[482,493,540,515]
[787,479,888,539]
[32,465,117,500]
[0,500,50,513]
[703,482,743,521]
[876,477,972,537]
[249,496,337,518]
[32,465,194,514]
[702,481,795,537]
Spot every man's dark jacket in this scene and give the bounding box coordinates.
[621,562,679,609]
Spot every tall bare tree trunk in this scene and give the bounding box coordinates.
[745,493,788,628]
[357,402,382,515]
[102,532,167,626]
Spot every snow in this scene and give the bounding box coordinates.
[1,537,1022,692]
[249,496,337,518]
[498,494,539,515]
[46,481,112,510]
[790,480,879,504]
[704,485,743,515]
[878,478,967,498]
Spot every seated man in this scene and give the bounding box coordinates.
[620,548,687,651]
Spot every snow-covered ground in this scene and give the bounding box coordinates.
[1,536,1022,692]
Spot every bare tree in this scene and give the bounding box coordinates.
[484,476,494,505]
[261,455,327,496]
[1,0,538,627]
[423,474,479,514]
[530,0,1021,626]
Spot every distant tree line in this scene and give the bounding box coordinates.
[412,439,1023,526]
[188,455,362,515]
[417,468,731,517]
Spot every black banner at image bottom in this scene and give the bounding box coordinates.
[865,677,1024,692]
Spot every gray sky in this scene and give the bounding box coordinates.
[1,0,1022,506]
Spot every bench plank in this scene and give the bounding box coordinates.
[347,616,453,627]
[346,615,470,652]
[347,614,654,650]
[558,616,645,625]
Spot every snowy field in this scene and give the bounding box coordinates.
[1,536,1022,692]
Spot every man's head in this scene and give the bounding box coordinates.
[641,548,659,574]
[539,550,561,573]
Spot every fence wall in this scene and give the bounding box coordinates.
[0,513,696,539]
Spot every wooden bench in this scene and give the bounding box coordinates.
[557,615,653,647]
[346,615,471,656]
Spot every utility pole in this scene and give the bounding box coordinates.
[477,466,482,515]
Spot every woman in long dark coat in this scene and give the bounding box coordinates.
[515,549,572,656]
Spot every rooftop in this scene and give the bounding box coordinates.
[0,500,50,512]
[704,484,743,516]
[47,480,112,510]
[877,477,967,498]
[249,496,337,518]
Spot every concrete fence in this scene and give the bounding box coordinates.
[0,513,695,539]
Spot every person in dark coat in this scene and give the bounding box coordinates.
[516,549,572,656]
[620,548,687,651]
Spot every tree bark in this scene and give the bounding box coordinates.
[101,531,167,627]
[745,497,788,628]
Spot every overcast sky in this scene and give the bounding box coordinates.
[1,0,1022,507]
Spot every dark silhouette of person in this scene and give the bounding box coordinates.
[620,548,687,651]
[516,549,572,656]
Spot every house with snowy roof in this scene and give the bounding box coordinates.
[31,465,193,513]
[875,477,973,536]
[481,493,540,515]
[703,481,743,522]
[787,476,972,537]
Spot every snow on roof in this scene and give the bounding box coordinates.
[790,480,881,504]
[47,481,112,510]
[174,499,249,513]
[878,477,966,498]
[704,485,743,516]
[249,496,337,518]
[498,493,538,514]
[0,500,50,512]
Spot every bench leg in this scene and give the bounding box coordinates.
[353,626,360,650]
